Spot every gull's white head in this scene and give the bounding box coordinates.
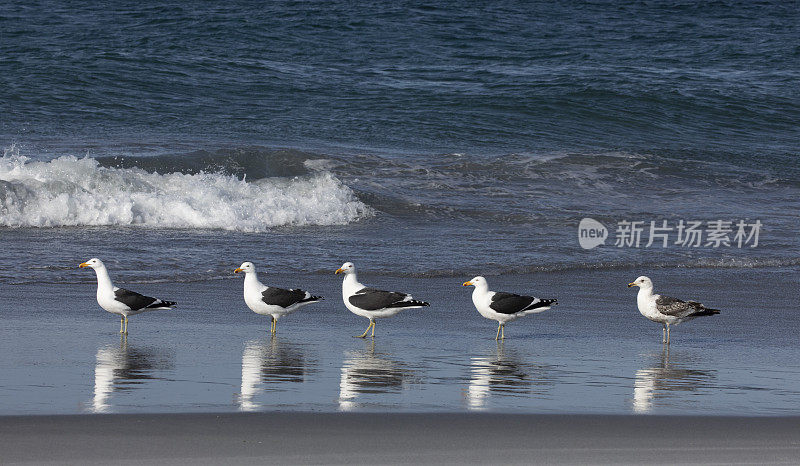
[79,258,104,269]
[234,262,256,274]
[335,262,355,275]
[462,276,487,287]
[628,276,653,289]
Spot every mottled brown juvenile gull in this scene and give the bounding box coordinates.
[628,275,720,344]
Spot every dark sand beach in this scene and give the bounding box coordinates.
[2,413,799,465]
[4,269,798,464]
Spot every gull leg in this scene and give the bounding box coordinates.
[501,324,505,340]
[355,321,373,338]
[666,324,671,345]
[120,316,124,334]
[662,324,666,344]
[123,316,128,335]
[270,317,276,334]
[495,321,501,341]
[371,321,375,338]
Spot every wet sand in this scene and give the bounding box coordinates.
[1,268,799,416]
[1,413,799,465]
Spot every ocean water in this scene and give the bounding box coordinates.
[0,0,798,415]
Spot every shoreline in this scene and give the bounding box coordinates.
[2,412,799,464]
[1,268,799,417]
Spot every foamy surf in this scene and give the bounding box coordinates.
[0,151,371,230]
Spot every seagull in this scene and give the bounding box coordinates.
[462,276,556,340]
[334,262,429,338]
[628,276,721,344]
[79,258,176,334]
[234,261,322,334]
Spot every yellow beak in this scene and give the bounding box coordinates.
[462,280,472,286]
[234,268,244,273]
[335,268,344,274]
[79,262,89,268]
[628,282,637,287]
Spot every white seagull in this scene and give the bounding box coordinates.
[79,258,176,334]
[462,276,556,340]
[628,276,720,344]
[234,261,322,334]
[334,262,429,338]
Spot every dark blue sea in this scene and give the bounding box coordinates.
[0,1,798,415]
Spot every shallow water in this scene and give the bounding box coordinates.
[1,268,798,415]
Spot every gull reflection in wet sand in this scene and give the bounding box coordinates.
[239,336,313,411]
[633,346,714,413]
[91,336,173,413]
[467,341,552,410]
[338,341,414,411]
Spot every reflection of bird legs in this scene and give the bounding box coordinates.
[495,322,505,340]
[356,320,375,338]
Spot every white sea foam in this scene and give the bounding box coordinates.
[0,148,371,230]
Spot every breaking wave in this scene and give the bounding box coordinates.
[0,148,371,230]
